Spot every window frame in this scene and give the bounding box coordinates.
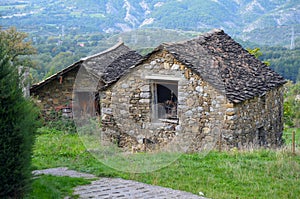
[150,79,179,123]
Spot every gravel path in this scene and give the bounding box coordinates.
[33,167,97,179]
[33,167,208,199]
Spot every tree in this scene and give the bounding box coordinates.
[0,27,38,87]
[284,81,300,128]
[0,27,36,67]
[44,51,79,79]
[247,47,270,66]
[0,28,40,198]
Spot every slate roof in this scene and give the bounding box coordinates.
[151,29,286,103]
[30,42,142,92]
[82,42,142,86]
[100,50,143,88]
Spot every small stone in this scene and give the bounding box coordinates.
[226,112,235,116]
[140,85,150,92]
[139,99,150,103]
[106,90,112,96]
[171,64,180,70]
[140,92,151,99]
[192,125,199,133]
[122,83,129,89]
[187,85,194,91]
[202,127,210,134]
[197,107,204,112]
[226,108,236,116]
[186,98,195,106]
[175,125,181,131]
[150,60,156,65]
[164,125,175,131]
[164,62,170,69]
[184,69,191,79]
[144,64,153,69]
[225,103,234,108]
[185,110,193,117]
[120,110,127,115]
[227,115,237,120]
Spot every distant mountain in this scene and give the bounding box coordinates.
[1,0,299,46]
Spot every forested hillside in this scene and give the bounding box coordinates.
[1,0,299,82]
[261,46,300,82]
[29,29,198,81]
[26,28,299,83]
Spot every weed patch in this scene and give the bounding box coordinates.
[26,175,91,199]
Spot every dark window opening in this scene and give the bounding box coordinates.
[152,81,178,121]
[260,94,266,109]
[258,127,266,146]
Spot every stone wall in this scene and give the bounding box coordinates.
[31,64,101,119]
[100,50,230,152]
[31,67,79,118]
[100,49,285,152]
[227,87,284,148]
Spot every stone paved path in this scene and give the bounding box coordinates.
[33,167,208,199]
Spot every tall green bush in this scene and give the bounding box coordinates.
[0,32,40,198]
[284,81,300,128]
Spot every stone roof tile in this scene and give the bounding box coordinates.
[31,42,142,92]
[101,50,143,88]
[157,29,286,103]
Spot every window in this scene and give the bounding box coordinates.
[261,95,266,109]
[152,80,178,122]
[258,127,266,146]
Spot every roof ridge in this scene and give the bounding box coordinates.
[161,29,224,47]
[153,29,285,103]
[81,41,126,61]
[31,41,127,90]
[203,28,224,37]
[30,60,83,90]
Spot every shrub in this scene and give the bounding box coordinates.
[46,115,77,134]
[0,33,40,198]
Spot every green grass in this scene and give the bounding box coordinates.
[31,127,300,199]
[26,175,91,199]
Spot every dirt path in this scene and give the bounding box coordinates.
[33,167,208,199]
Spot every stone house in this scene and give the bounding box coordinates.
[100,29,286,151]
[30,42,142,119]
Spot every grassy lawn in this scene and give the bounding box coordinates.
[26,175,91,199]
[31,127,300,199]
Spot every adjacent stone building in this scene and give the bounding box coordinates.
[31,29,286,151]
[30,42,142,119]
[100,29,286,151]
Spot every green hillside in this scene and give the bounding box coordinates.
[1,0,299,82]
[1,0,299,46]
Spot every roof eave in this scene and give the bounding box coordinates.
[30,60,83,92]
